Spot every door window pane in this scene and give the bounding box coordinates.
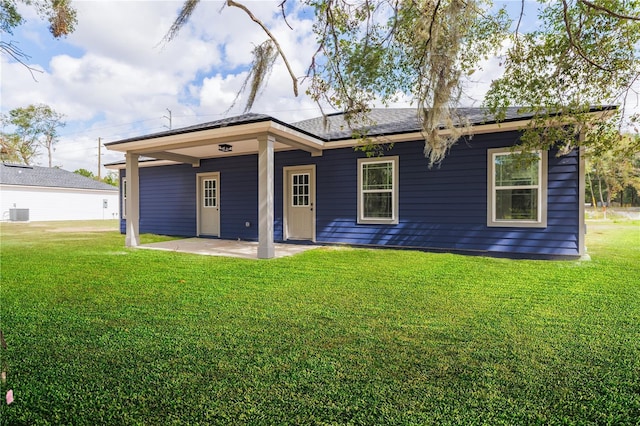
[292,173,310,206]
[204,179,216,207]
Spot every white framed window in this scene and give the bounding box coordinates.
[487,148,547,228]
[121,178,127,219]
[357,156,399,225]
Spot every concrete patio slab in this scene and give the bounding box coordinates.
[137,238,319,259]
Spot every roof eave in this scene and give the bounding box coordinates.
[105,119,325,154]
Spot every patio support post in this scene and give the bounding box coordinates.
[125,152,140,247]
[257,134,275,259]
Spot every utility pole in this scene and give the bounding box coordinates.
[163,108,172,130]
[98,137,102,180]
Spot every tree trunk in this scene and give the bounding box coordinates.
[586,169,597,207]
[596,171,607,219]
[46,134,53,168]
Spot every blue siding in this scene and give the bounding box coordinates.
[121,155,260,240]
[120,130,582,258]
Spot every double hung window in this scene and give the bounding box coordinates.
[357,156,399,224]
[487,148,547,227]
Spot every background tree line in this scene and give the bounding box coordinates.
[1,103,117,187]
[0,103,63,167]
[586,136,640,207]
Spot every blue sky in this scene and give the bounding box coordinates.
[2,1,324,172]
[1,1,636,175]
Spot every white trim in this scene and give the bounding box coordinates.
[106,159,181,170]
[487,148,547,228]
[196,172,220,237]
[121,177,127,219]
[357,156,399,225]
[106,121,324,157]
[0,183,116,194]
[283,164,316,242]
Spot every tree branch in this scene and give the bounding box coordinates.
[324,2,355,108]
[0,41,44,82]
[561,0,612,72]
[278,0,293,30]
[579,0,640,21]
[226,0,298,97]
[514,0,524,39]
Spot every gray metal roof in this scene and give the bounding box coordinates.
[0,163,118,191]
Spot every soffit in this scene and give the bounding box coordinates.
[105,120,324,159]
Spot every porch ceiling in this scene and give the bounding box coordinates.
[105,119,324,165]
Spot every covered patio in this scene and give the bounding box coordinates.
[105,114,325,259]
[137,237,321,260]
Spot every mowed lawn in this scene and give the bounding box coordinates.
[0,220,638,425]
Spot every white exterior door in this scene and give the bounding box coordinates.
[284,166,315,241]
[198,173,220,236]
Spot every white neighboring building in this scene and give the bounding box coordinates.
[0,163,119,222]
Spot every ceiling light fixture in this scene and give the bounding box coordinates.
[218,144,232,152]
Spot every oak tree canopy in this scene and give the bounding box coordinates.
[166,0,640,165]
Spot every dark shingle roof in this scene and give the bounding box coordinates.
[291,107,540,141]
[106,106,617,148]
[0,163,118,191]
[106,113,276,146]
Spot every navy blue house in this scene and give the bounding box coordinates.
[105,108,590,259]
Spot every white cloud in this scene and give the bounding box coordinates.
[4,0,636,175]
[199,72,246,108]
[2,0,326,174]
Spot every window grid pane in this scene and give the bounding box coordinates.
[495,153,539,187]
[292,173,310,207]
[203,179,216,207]
[363,162,393,190]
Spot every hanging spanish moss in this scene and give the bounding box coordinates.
[307,0,506,166]
[414,0,470,165]
[227,40,278,113]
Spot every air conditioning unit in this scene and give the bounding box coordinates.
[9,208,29,222]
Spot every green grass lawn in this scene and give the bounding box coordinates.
[1,220,639,425]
